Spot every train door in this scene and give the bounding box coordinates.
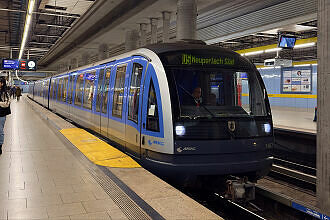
[141,64,164,153]
[100,66,112,137]
[124,57,148,158]
[67,74,75,119]
[92,69,103,133]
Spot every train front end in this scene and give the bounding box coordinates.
[148,44,273,184]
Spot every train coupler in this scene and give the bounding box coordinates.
[225,177,255,202]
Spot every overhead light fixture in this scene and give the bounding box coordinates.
[18,0,35,60]
[294,42,316,49]
[244,50,264,56]
[265,48,282,53]
[293,64,311,67]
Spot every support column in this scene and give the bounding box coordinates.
[176,0,197,40]
[125,29,139,52]
[139,23,148,47]
[81,53,90,66]
[150,18,158,44]
[98,43,109,61]
[70,58,78,70]
[162,12,171,43]
[317,0,330,216]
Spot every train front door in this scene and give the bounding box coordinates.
[124,57,148,158]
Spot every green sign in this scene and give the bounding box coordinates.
[182,53,235,66]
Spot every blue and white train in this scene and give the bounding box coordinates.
[28,41,273,186]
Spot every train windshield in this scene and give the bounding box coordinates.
[167,67,266,118]
[168,67,267,118]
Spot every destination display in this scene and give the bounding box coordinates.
[2,59,19,70]
[1,59,37,71]
[181,53,235,66]
[282,68,312,93]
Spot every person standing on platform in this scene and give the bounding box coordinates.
[0,77,11,155]
[16,86,21,101]
[11,86,16,99]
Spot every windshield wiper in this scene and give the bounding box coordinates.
[178,85,215,117]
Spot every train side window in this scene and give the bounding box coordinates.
[74,74,84,106]
[82,71,96,110]
[63,77,68,102]
[112,65,127,118]
[68,75,74,104]
[102,68,111,114]
[96,69,105,113]
[50,79,54,99]
[53,80,57,100]
[146,80,160,132]
[57,78,62,101]
[128,63,143,123]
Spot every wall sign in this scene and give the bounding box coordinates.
[282,67,312,94]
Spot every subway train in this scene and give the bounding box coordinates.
[28,41,273,187]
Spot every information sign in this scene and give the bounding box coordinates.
[2,59,19,70]
[282,67,312,93]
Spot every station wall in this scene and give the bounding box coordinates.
[258,65,317,110]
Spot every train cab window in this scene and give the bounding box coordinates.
[82,71,96,110]
[63,77,68,102]
[102,68,111,114]
[74,74,84,106]
[96,69,105,113]
[146,80,160,132]
[128,63,143,123]
[68,75,74,104]
[112,65,127,118]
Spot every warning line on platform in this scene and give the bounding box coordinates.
[60,128,141,168]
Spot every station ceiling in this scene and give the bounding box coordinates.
[0,0,318,75]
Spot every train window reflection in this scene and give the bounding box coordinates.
[102,68,111,114]
[74,74,84,107]
[128,63,143,123]
[96,69,105,113]
[63,77,68,102]
[170,67,266,118]
[112,65,127,118]
[83,71,96,110]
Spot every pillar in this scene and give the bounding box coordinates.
[81,53,90,66]
[316,0,330,216]
[125,29,139,52]
[98,43,109,61]
[176,0,197,40]
[162,12,171,43]
[139,23,148,47]
[70,58,78,70]
[150,18,158,44]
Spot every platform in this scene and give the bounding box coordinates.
[0,96,222,220]
[271,106,316,134]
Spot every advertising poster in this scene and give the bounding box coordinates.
[282,68,312,93]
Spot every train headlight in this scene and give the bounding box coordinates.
[263,123,271,133]
[175,125,185,136]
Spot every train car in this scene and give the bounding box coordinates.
[29,41,273,187]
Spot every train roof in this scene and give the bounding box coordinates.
[145,41,239,56]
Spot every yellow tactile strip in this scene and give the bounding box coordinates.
[60,128,141,168]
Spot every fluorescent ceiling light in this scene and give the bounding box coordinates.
[294,42,316,49]
[258,67,274,70]
[18,0,35,60]
[244,50,264,56]
[294,64,311,67]
[265,48,282,53]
